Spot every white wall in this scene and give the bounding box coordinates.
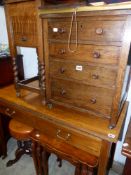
[0,6,8,44]
[114,81,131,164]
[20,47,38,79]
[0,6,131,164]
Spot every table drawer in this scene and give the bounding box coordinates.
[49,43,120,65]
[14,34,37,47]
[50,79,114,116]
[0,103,16,118]
[34,117,102,157]
[48,19,125,42]
[50,59,117,89]
[11,14,37,47]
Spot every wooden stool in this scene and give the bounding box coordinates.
[6,119,33,167]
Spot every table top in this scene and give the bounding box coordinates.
[0,85,128,143]
[122,119,131,158]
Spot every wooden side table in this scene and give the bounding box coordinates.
[122,119,131,175]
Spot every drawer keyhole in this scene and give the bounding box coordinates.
[58,28,66,34]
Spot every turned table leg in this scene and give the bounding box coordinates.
[32,141,39,175]
[98,140,112,175]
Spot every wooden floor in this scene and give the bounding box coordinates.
[0,138,124,175]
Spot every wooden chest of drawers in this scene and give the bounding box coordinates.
[42,9,131,128]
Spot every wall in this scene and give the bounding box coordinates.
[0,6,131,164]
[0,6,8,44]
[114,82,131,164]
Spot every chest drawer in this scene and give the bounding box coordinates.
[50,59,117,89]
[49,43,120,65]
[48,19,125,42]
[34,117,102,157]
[50,79,114,116]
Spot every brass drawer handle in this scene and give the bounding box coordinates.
[93,51,100,59]
[59,49,66,54]
[92,74,99,79]
[5,108,15,117]
[60,67,65,74]
[21,36,27,42]
[56,129,71,141]
[58,28,66,34]
[90,98,96,104]
[95,28,103,35]
[60,89,66,96]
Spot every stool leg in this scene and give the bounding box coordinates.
[87,167,94,175]
[36,144,44,175]
[41,150,50,175]
[75,164,81,175]
[6,140,32,167]
[32,141,39,175]
[57,156,62,167]
[6,141,25,167]
[81,165,94,175]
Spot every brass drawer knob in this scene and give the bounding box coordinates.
[93,51,100,59]
[92,74,99,79]
[96,28,103,35]
[60,67,65,74]
[59,49,66,54]
[61,89,66,96]
[21,36,27,42]
[58,28,66,33]
[5,108,15,117]
[56,129,71,141]
[90,98,96,104]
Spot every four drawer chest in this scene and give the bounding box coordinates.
[41,6,131,129]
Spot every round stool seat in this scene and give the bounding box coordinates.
[9,119,33,140]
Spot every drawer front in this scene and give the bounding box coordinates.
[7,1,37,47]
[14,34,37,47]
[34,117,102,157]
[48,19,125,42]
[0,102,22,118]
[51,79,114,116]
[50,59,117,88]
[0,100,36,127]
[49,43,120,65]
